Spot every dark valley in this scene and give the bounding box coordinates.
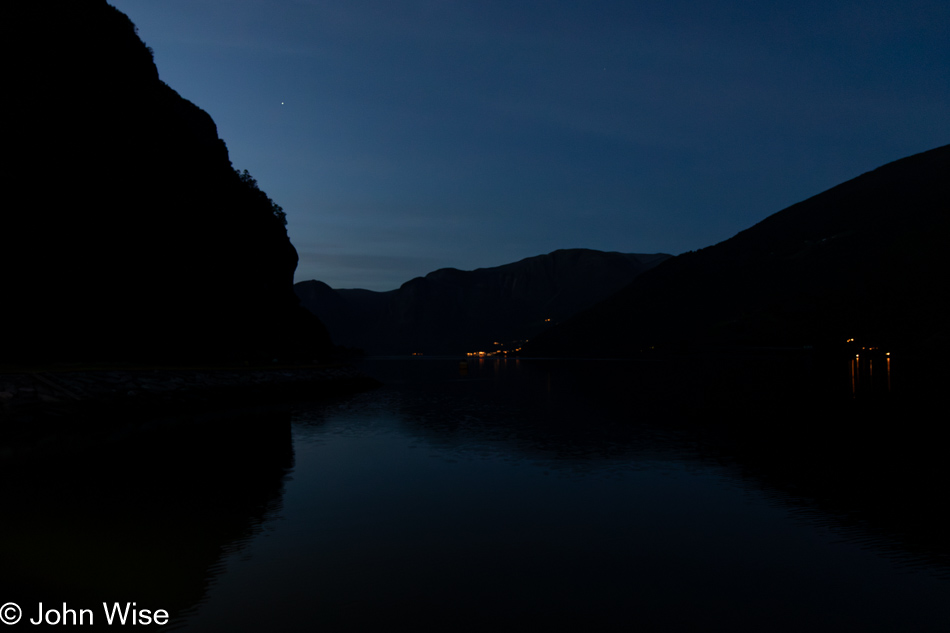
[295,249,670,355]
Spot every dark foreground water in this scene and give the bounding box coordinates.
[2,357,947,631]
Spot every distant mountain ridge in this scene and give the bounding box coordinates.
[295,249,670,355]
[526,144,950,357]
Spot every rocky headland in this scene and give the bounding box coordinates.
[5,1,333,364]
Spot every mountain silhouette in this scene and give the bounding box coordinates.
[525,145,950,357]
[295,249,670,355]
[4,1,332,363]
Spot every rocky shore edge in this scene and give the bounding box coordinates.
[0,364,379,461]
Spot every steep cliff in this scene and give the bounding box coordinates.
[4,1,332,362]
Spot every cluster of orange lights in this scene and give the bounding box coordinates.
[466,339,526,357]
[847,338,890,360]
[466,347,524,357]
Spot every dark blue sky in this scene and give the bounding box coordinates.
[110,0,949,290]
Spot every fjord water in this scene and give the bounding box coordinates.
[170,357,947,632]
[2,357,945,631]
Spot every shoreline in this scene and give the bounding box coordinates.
[0,363,379,462]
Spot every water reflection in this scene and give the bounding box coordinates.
[0,410,294,629]
[850,352,893,398]
[15,357,943,632]
[192,356,945,632]
[355,356,949,580]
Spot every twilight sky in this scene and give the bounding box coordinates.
[109,0,949,291]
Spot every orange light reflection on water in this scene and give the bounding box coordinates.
[849,352,891,398]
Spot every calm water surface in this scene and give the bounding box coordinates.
[170,357,948,632]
